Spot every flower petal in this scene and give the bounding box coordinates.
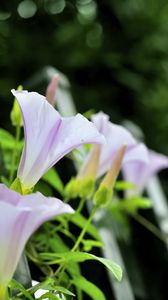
[122,149,168,193]
[91,112,148,177]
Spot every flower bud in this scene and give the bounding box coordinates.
[93,186,112,207]
[79,178,95,199]
[65,145,101,200]
[65,177,81,200]
[46,74,59,106]
[77,145,101,199]
[94,145,126,207]
[78,144,101,180]
[10,85,23,127]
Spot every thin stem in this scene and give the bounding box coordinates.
[54,264,64,277]
[71,205,98,252]
[133,213,167,243]
[9,125,21,184]
[56,265,66,284]
[76,197,86,214]
[55,205,98,282]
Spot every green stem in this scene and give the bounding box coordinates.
[9,125,21,184]
[71,205,98,252]
[76,197,86,214]
[133,213,166,243]
[55,205,98,282]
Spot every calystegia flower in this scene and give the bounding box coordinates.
[11,90,104,190]
[0,184,73,298]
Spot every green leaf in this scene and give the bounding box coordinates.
[42,168,64,195]
[71,275,106,300]
[34,181,53,197]
[53,286,75,296]
[48,234,70,253]
[38,292,60,300]
[111,196,152,214]
[115,180,136,191]
[9,279,34,300]
[0,129,23,150]
[40,251,122,281]
[83,109,96,119]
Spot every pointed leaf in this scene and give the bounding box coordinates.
[40,251,122,281]
[71,275,106,300]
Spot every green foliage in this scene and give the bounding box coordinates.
[9,279,34,300]
[67,212,102,241]
[71,275,106,300]
[111,196,152,215]
[42,168,64,196]
[81,239,103,252]
[0,129,23,151]
[114,180,136,191]
[9,278,75,300]
[40,251,122,282]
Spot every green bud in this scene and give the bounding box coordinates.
[10,85,23,127]
[10,177,33,195]
[93,186,112,208]
[65,177,95,200]
[65,178,81,200]
[79,178,95,199]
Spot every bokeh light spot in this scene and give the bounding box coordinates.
[44,0,66,15]
[17,0,37,19]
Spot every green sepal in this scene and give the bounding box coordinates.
[93,186,112,207]
[65,177,81,199]
[10,178,33,195]
[79,178,95,199]
[65,177,95,200]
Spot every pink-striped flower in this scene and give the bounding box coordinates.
[11,90,104,189]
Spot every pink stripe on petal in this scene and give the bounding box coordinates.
[122,148,168,193]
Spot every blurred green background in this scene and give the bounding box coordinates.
[1,0,168,154]
[0,1,168,299]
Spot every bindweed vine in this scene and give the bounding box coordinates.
[0,77,167,299]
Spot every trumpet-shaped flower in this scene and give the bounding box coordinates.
[0,184,73,294]
[80,112,149,179]
[122,148,168,194]
[11,90,104,189]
